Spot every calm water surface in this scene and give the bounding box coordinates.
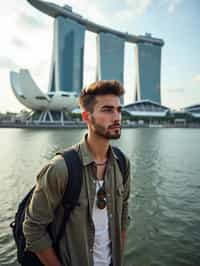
[0,128,200,266]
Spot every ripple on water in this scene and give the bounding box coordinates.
[0,233,18,266]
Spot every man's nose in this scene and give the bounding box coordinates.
[113,110,121,122]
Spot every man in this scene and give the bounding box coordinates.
[23,80,131,266]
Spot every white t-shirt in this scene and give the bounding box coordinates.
[92,180,111,266]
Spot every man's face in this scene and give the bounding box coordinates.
[88,94,122,140]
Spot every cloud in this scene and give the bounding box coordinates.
[166,0,183,14]
[102,0,151,21]
[17,12,46,30]
[192,74,200,83]
[165,87,185,93]
[125,0,152,16]
[12,38,28,49]
[0,57,18,69]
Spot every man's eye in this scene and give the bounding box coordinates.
[102,109,113,112]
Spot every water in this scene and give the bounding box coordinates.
[0,128,200,266]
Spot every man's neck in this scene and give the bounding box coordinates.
[86,132,109,162]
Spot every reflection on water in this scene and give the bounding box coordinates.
[0,128,200,266]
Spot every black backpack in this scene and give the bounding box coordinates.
[10,146,126,265]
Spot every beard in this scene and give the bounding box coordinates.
[91,116,121,140]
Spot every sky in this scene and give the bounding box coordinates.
[0,0,200,113]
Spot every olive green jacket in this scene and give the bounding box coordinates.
[23,136,131,266]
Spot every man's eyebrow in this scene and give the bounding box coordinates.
[101,105,122,110]
[101,105,114,109]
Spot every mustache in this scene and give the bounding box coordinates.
[108,123,121,129]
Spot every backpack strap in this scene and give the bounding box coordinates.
[61,146,83,208]
[54,147,83,248]
[112,146,127,186]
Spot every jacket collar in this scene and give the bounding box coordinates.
[79,134,118,166]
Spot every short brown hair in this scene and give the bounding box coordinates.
[79,80,124,112]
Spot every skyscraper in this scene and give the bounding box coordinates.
[135,40,162,103]
[49,16,86,94]
[96,32,125,84]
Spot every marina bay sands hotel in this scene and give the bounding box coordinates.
[10,0,165,122]
[40,0,164,102]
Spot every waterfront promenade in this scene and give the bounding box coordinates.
[0,121,200,129]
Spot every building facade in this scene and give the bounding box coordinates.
[96,32,125,84]
[49,16,86,94]
[135,41,162,103]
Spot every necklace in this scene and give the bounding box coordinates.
[94,160,107,166]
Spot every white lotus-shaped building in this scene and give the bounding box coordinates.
[10,69,78,123]
[10,69,78,111]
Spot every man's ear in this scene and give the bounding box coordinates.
[82,111,90,123]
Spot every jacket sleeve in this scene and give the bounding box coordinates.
[23,155,68,252]
[121,158,131,231]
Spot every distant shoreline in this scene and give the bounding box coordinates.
[1,121,200,129]
[0,122,87,129]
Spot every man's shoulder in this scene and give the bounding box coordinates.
[36,154,68,191]
[51,153,67,170]
[53,144,79,164]
[50,144,81,173]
